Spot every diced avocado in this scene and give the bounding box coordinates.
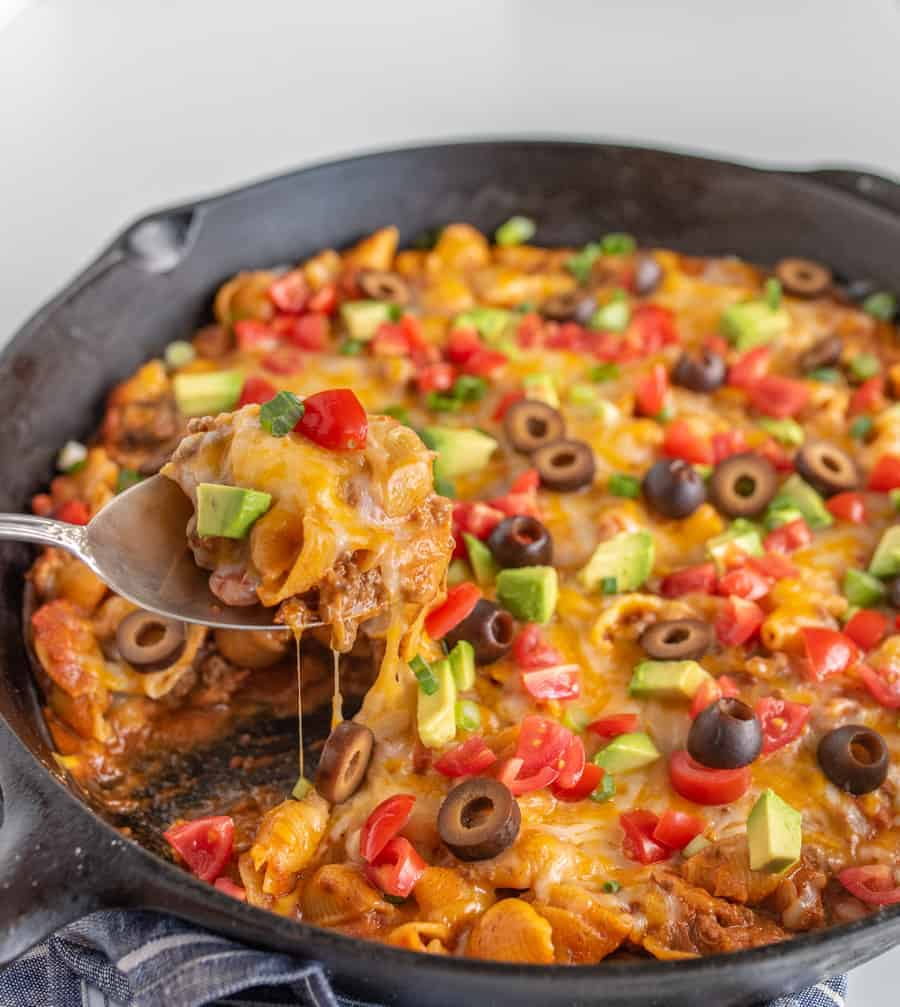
[869,526,900,578]
[496,566,559,624]
[447,558,471,587]
[421,426,498,481]
[523,372,559,408]
[340,300,394,340]
[464,533,498,586]
[629,660,712,700]
[763,504,804,531]
[720,300,790,351]
[890,488,900,513]
[747,788,802,874]
[682,834,711,858]
[173,370,243,417]
[594,732,660,774]
[589,297,631,333]
[448,640,476,691]
[196,483,272,539]
[768,475,832,531]
[417,656,457,749]
[579,530,654,593]
[568,384,621,423]
[706,519,764,572]
[843,568,887,608]
[758,417,804,447]
[452,307,514,345]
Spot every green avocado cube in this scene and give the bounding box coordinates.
[340,300,394,340]
[523,372,559,408]
[452,307,514,345]
[869,526,900,578]
[421,427,498,482]
[747,789,802,874]
[594,732,660,773]
[682,834,711,858]
[173,370,243,417]
[417,656,457,749]
[757,417,804,447]
[720,300,790,350]
[196,483,272,539]
[446,558,471,587]
[464,533,498,586]
[843,568,887,608]
[763,504,805,531]
[629,660,712,700]
[496,566,558,624]
[448,640,476,691]
[706,519,764,572]
[768,475,832,531]
[579,530,654,593]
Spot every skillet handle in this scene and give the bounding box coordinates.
[0,720,126,966]
[809,168,900,218]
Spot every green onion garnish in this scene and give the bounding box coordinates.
[655,404,675,423]
[808,367,841,383]
[890,488,900,513]
[566,242,603,284]
[425,391,461,413]
[848,353,881,382]
[57,440,87,473]
[589,363,621,382]
[862,291,897,321]
[410,655,439,696]
[600,576,619,595]
[434,475,456,498]
[382,404,411,425]
[764,277,782,311]
[850,415,873,441]
[758,417,804,447]
[387,304,404,322]
[602,880,622,893]
[339,338,365,356]
[516,301,537,314]
[164,340,196,370]
[495,215,536,247]
[590,768,616,803]
[115,468,142,494]
[608,473,640,498]
[455,699,481,732]
[259,391,305,437]
[599,233,636,255]
[291,777,311,800]
[589,297,631,333]
[452,375,488,402]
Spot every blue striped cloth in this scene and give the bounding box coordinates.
[0,910,848,1007]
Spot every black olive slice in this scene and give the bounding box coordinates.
[437,778,521,861]
[775,258,832,298]
[642,458,707,519]
[487,515,553,568]
[443,599,515,665]
[817,725,889,795]
[640,618,713,661]
[688,697,762,770]
[672,350,727,394]
[541,291,596,323]
[797,334,843,373]
[358,270,410,305]
[315,721,375,803]
[503,400,566,454]
[116,611,186,671]
[708,453,778,518]
[634,255,663,296]
[795,442,859,497]
[531,438,596,492]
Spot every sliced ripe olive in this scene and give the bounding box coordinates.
[817,725,889,795]
[315,720,375,803]
[444,599,515,665]
[642,458,707,519]
[634,255,663,296]
[709,453,777,518]
[116,611,186,671]
[889,577,900,609]
[775,258,832,298]
[503,399,566,454]
[688,697,762,769]
[640,618,713,661]
[541,291,596,323]
[358,270,410,305]
[798,334,843,373]
[794,441,859,497]
[532,438,596,492]
[437,777,521,861]
[488,515,553,568]
[672,350,727,394]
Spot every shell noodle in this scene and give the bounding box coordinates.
[466,899,555,964]
[249,793,329,897]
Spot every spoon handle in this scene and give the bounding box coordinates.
[0,513,88,554]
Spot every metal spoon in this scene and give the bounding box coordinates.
[0,475,297,630]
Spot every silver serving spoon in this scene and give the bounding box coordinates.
[0,475,296,630]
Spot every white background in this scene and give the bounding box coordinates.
[1,1,899,1001]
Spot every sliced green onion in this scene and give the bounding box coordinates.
[590,297,631,333]
[850,415,873,441]
[758,417,804,447]
[848,353,881,382]
[764,277,782,311]
[655,404,675,423]
[410,655,439,696]
[455,699,481,732]
[495,215,536,247]
[608,473,641,498]
[600,233,636,255]
[516,301,537,313]
[164,340,196,369]
[57,440,87,473]
[694,463,714,480]
[589,362,621,383]
[808,367,841,383]
[862,291,897,321]
[600,576,618,595]
[259,390,305,437]
[602,879,622,893]
[452,375,488,402]
[382,404,411,425]
[387,304,404,322]
[115,468,142,494]
[434,475,456,498]
[566,242,603,284]
[291,776,311,800]
[425,391,461,413]
[339,338,365,356]
[590,768,616,803]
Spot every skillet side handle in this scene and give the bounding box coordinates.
[809,168,900,218]
[0,721,122,966]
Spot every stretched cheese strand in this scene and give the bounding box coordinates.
[331,648,343,730]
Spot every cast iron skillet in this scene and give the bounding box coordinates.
[1,140,900,1006]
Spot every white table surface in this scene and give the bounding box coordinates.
[1,1,898,1001]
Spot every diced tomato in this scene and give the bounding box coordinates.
[261,347,305,375]
[370,322,410,357]
[424,582,481,640]
[487,490,540,520]
[858,664,900,709]
[268,270,308,313]
[296,388,368,450]
[417,362,456,393]
[513,624,563,670]
[163,816,234,882]
[238,375,277,407]
[214,877,247,900]
[551,761,604,802]
[359,794,416,864]
[652,809,705,850]
[587,713,640,738]
[496,757,558,796]
[515,715,573,778]
[364,836,426,899]
[756,438,795,472]
[235,319,279,352]
[748,375,809,418]
[660,563,718,598]
[547,322,589,352]
[746,552,799,582]
[704,335,730,358]
[446,327,482,364]
[712,429,748,463]
[462,348,507,376]
[728,346,771,389]
[522,663,581,701]
[662,419,713,465]
[307,283,337,316]
[669,751,751,805]
[755,696,810,754]
[451,501,505,555]
[763,518,813,554]
[630,304,679,352]
[839,864,900,905]
[869,453,900,492]
[717,566,771,601]
[55,499,90,525]
[555,735,587,790]
[849,376,885,417]
[826,491,866,525]
[689,675,740,719]
[635,364,669,417]
[434,738,497,778]
[800,626,861,681]
[715,596,764,647]
[510,469,540,494]
[620,810,671,864]
[587,329,625,362]
[492,390,525,421]
[31,493,53,516]
[844,610,889,651]
[516,312,544,349]
[283,312,329,351]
